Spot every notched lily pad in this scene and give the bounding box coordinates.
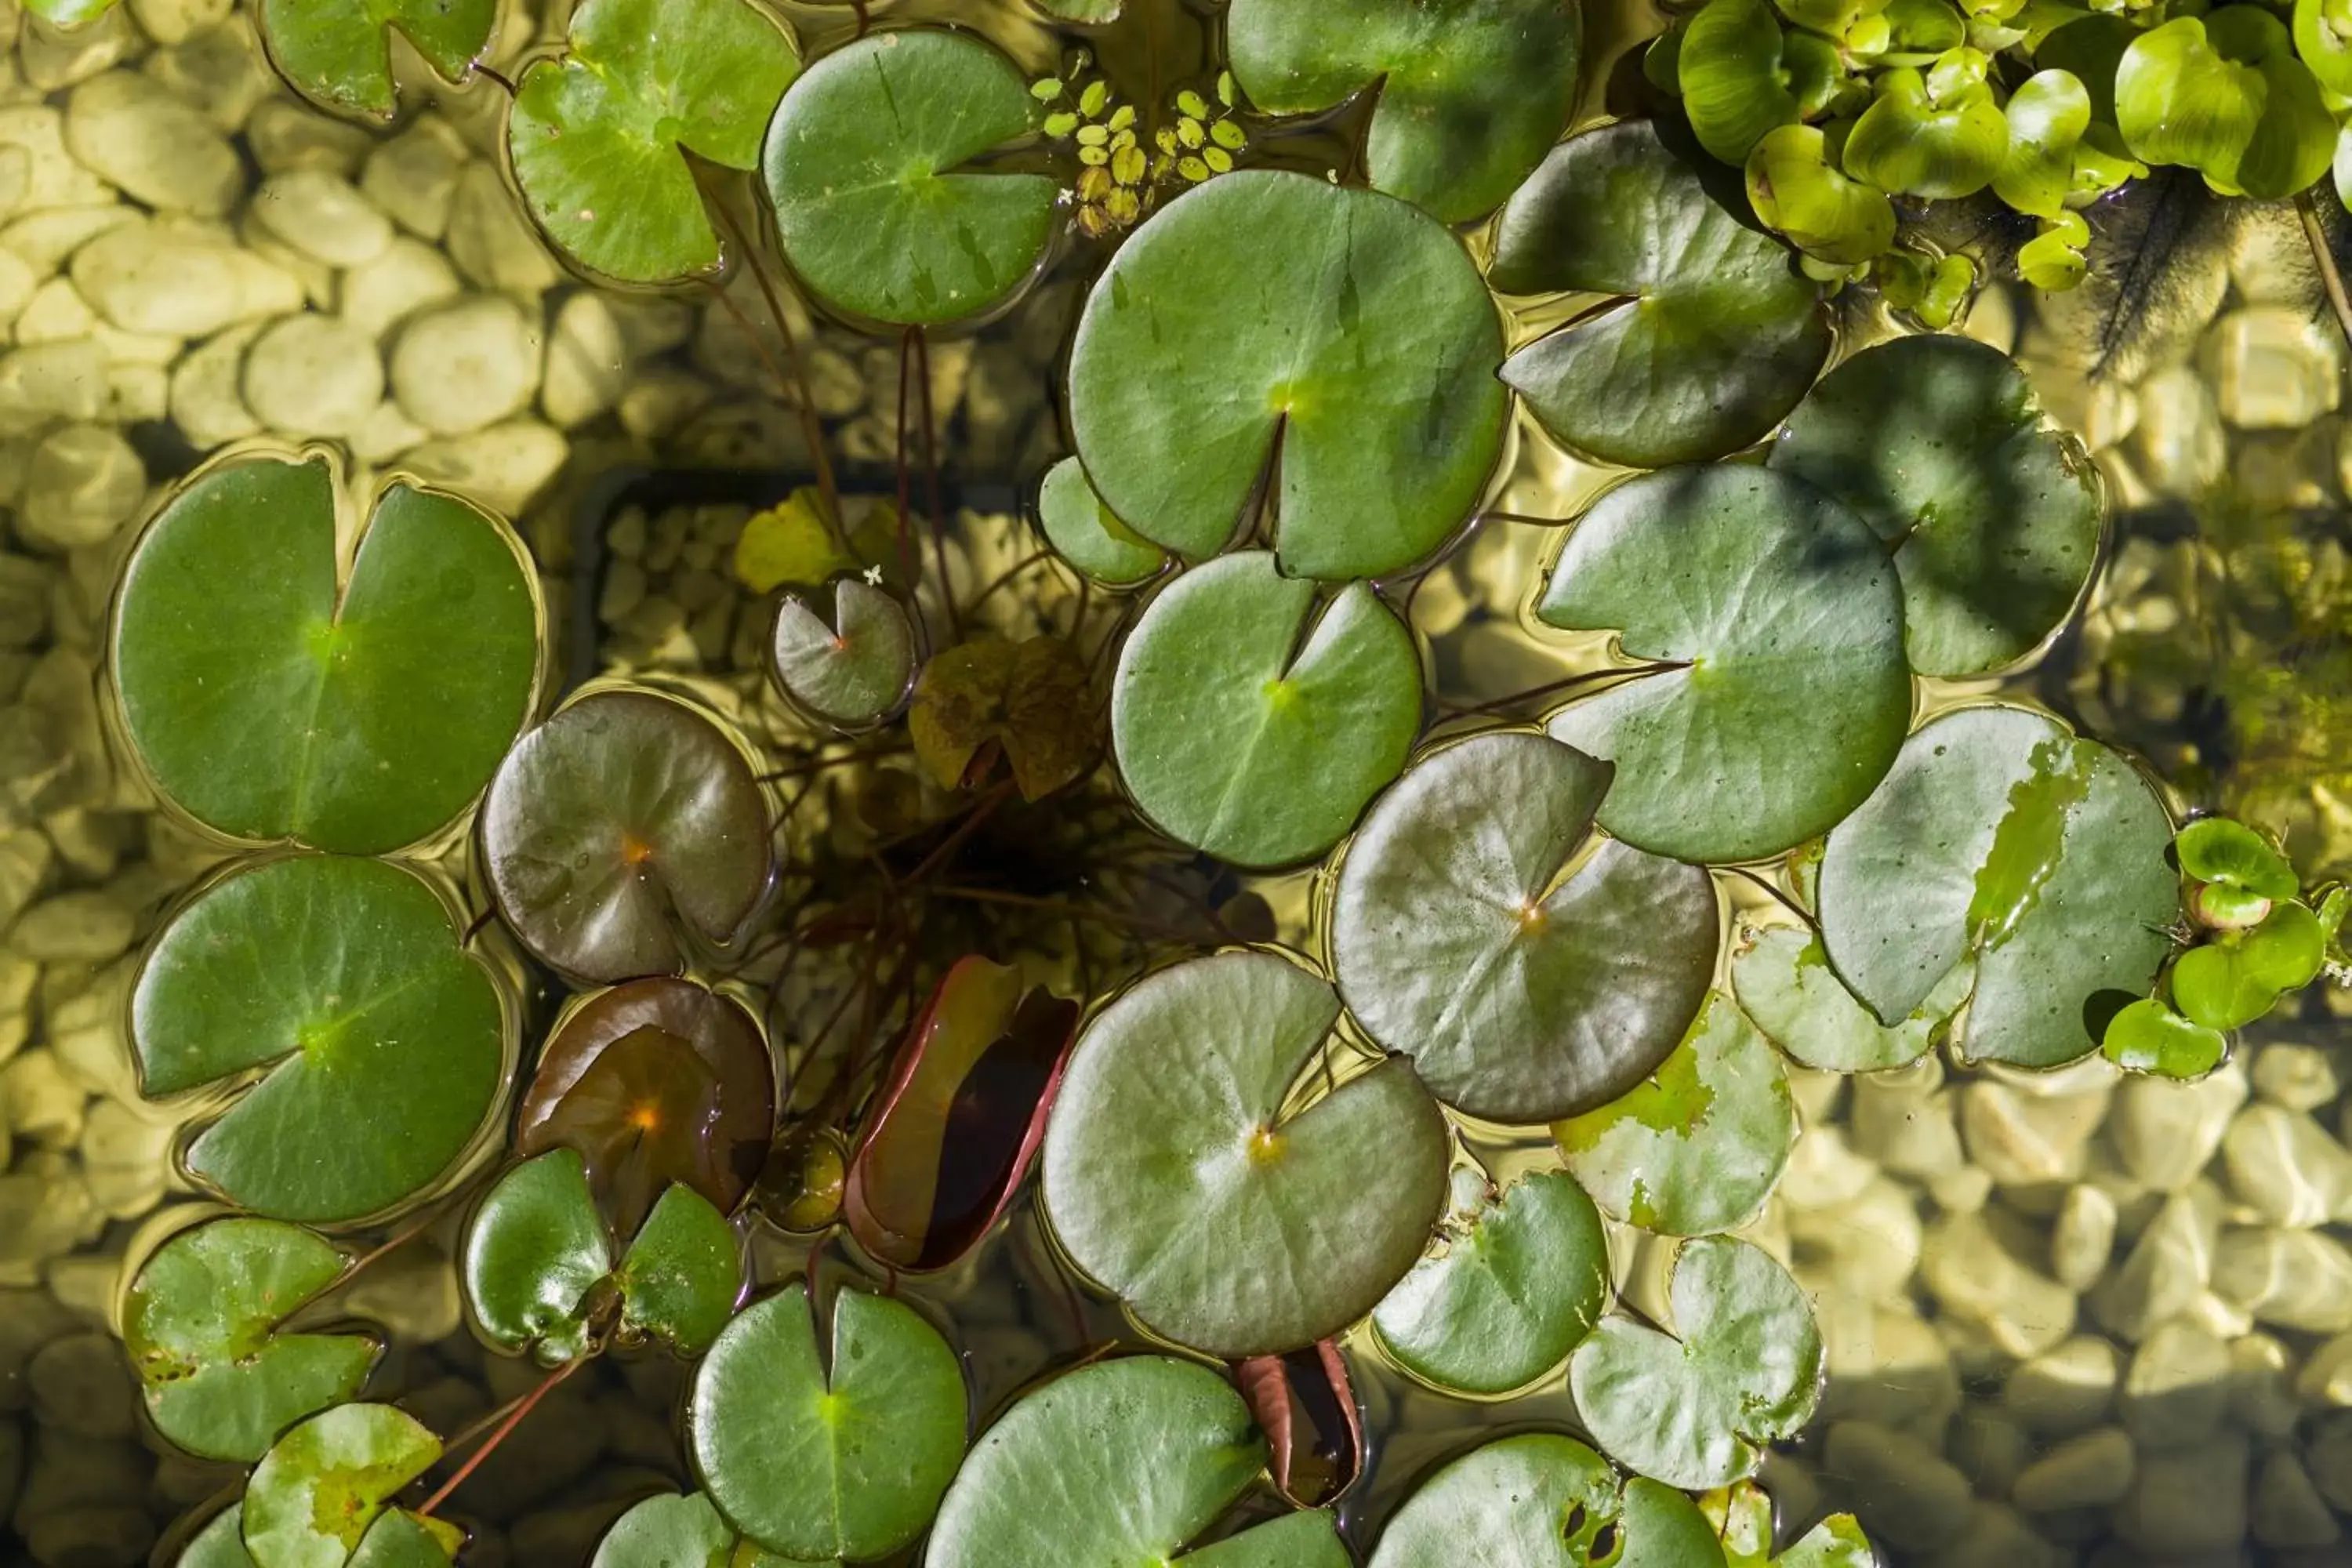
[259,0,499,120]
[1036,457,1166,588]
[1730,924,1969,1072]
[1369,1432,1726,1567]
[771,579,916,729]
[243,1403,444,1568]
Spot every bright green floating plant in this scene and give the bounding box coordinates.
[1369,1432,1726,1568]
[1676,0,1804,165]
[2102,996,2229,1079]
[257,0,499,120]
[2116,9,2333,198]
[1744,125,1897,267]
[1840,49,2010,200]
[1034,456,1166,589]
[1704,1479,1875,1567]
[589,1493,815,1568]
[241,1403,450,1568]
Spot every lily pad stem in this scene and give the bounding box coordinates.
[1726,863,1818,929]
[927,884,1216,944]
[415,1355,584,1519]
[915,328,958,641]
[2296,191,2352,356]
[700,184,841,528]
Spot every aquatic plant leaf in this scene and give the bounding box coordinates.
[1841,54,2009,200]
[510,0,799,283]
[1819,705,2178,1067]
[483,690,773,984]
[1769,333,2102,677]
[616,1183,741,1356]
[1538,466,1911,865]
[1235,1342,1362,1509]
[113,456,539,856]
[181,1504,256,1568]
[690,1284,967,1561]
[1223,0,1578,223]
[2299,0,2352,94]
[1704,1481,1871,1567]
[1678,0,1799,165]
[735,489,859,594]
[1113,553,1421,869]
[1730,924,1969,1072]
[242,1404,442,1568]
[1368,1432,1726,1568]
[1036,456,1165,588]
[771,581,915,728]
[845,957,1080,1272]
[125,1218,376,1464]
[1068,170,1508,581]
[1568,1236,1821,1490]
[1490,122,1828,469]
[1035,0,1121,16]
[133,855,506,1224]
[344,1512,456,1568]
[1043,949,1450,1357]
[258,0,498,120]
[461,1151,611,1363]
[591,1494,812,1568]
[1995,70,2094,217]
[765,29,1055,325]
[2176,816,2300,898]
[1371,1168,1610,1397]
[1556,994,1797,1236]
[2102,996,2228,1078]
[909,637,1095,800]
[1330,732,1716,1121]
[2118,9,2332,198]
[2172,900,2326,1030]
[1745,124,1896,266]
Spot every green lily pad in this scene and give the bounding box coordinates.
[1730,924,1969,1072]
[1568,1236,1822,1490]
[591,1493,816,1568]
[1489,121,1828,470]
[462,1151,612,1363]
[2103,996,2229,1079]
[345,1512,458,1568]
[133,855,507,1225]
[1555,994,1796,1236]
[1223,0,1578,223]
[2117,9,2333,198]
[181,1504,254,1568]
[928,1355,1349,1568]
[690,1284,967,1561]
[2172,899,2326,1031]
[1768,333,2103,678]
[764,29,1055,326]
[1068,169,1508,582]
[482,689,774,984]
[1677,0,1800,165]
[771,580,915,728]
[1370,1167,1612,1397]
[1818,705,2179,1068]
[1841,50,2009,199]
[125,1218,376,1464]
[1329,731,1717,1122]
[1036,457,1166,588]
[510,0,798,284]
[1707,1481,1871,1567]
[258,0,499,120]
[1112,552,1422,869]
[1042,949,1450,1356]
[243,1403,442,1568]
[616,1182,742,1356]
[1368,1433,1726,1568]
[1744,124,1896,266]
[2176,816,2299,900]
[1538,465,1911,866]
[112,456,539,857]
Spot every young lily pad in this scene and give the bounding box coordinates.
[1036,457,1166,589]
[1568,1236,1822,1490]
[765,29,1056,326]
[1820,706,2179,1067]
[1329,731,1717,1123]
[258,0,498,120]
[2172,900,2326,1031]
[1042,949,1450,1357]
[134,855,506,1225]
[1677,0,1800,165]
[1768,333,2103,678]
[927,1355,1349,1568]
[690,1284,967,1562]
[1368,1432,1726,1568]
[482,689,773,984]
[1371,1167,1611,1397]
[1538,466,1911,866]
[1556,994,1796,1236]
[1236,1343,1362,1509]
[2103,996,2228,1079]
[243,1403,443,1568]
[125,1218,377,1463]
[1112,552,1422,869]
[771,581,916,728]
[113,456,539,857]
[1489,122,1827,470]
[1729,924,1969,1073]
[510,0,800,284]
[908,637,1095,800]
[2116,9,2333,198]
[1223,0,1578,223]
[1068,170,1508,582]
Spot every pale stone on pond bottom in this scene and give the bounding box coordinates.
[7,889,131,963]
[130,0,235,45]
[1922,1211,2078,1357]
[2214,1226,2352,1332]
[241,314,381,437]
[167,320,260,451]
[1962,1077,2101,1187]
[445,161,562,297]
[2090,1187,2218,1342]
[392,296,542,436]
[361,117,467,241]
[2295,1330,2352,1406]
[10,278,91,344]
[0,107,114,211]
[542,292,628,428]
[339,237,461,340]
[143,21,271,134]
[2114,1432,2249,1556]
[1,1052,82,1149]
[26,1334,132,1441]
[398,420,567,517]
[252,170,394,269]
[0,341,107,434]
[2004,1337,2119,1436]
[1852,1058,1966,1176]
[71,220,303,337]
[2010,1425,2134,1512]
[1786,1174,1920,1299]
[2129,366,2228,499]
[2111,1064,2246,1191]
[2221,1102,2352,1226]
[2119,1318,2230,1447]
[1824,1420,1976,1552]
[2203,306,2343,429]
[2227,1332,2301,1437]
[62,71,238,216]
[1817,1294,1959,1434]
[2051,1183,2118,1290]
[2253,1450,2340,1549]
[19,425,143,554]
[350,399,428,465]
[1918,1503,2067,1568]
[245,99,372,176]
[2252,1042,2343,1112]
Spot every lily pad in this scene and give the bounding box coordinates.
[1818,705,2179,1067]
[133,855,506,1225]
[1538,465,1911,866]
[510,0,799,284]
[1042,949,1450,1356]
[2103,996,2228,1079]
[1329,731,1717,1122]
[125,1218,377,1463]
[909,637,1095,800]
[1368,1433,1726,1568]
[1706,1481,1871,1567]
[345,1512,458,1568]
[590,1494,815,1568]
[181,1504,255,1568]
[258,0,498,120]
[764,29,1055,326]
[1371,1167,1611,1397]
[1223,0,1578,223]
[1568,1236,1822,1490]
[1730,924,1969,1072]
[690,1284,967,1561]
[616,1184,742,1356]
[482,689,773,984]
[771,580,916,728]
[1036,457,1165,588]
[243,1403,442,1568]
[1068,170,1508,582]
[1555,994,1797,1236]
[112,456,539,857]
[1768,333,2103,677]
[1490,121,1828,470]
[927,1355,1350,1568]
[1112,552,1422,869]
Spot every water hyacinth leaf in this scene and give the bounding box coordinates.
[1995,70,2094,217]
[1678,0,1800,165]
[258,0,498,120]
[1568,1236,1822,1490]
[845,957,1080,1272]
[771,581,915,728]
[483,690,773,984]
[1036,456,1164,588]
[2176,816,2299,899]
[1841,53,2009,199]
[1539,466,1911,865]
[509,0,800,283]
[1490,122,1828,469]
[1367,1433,1726,1568]
[765,30,1055,325]
[2117,9,2331,198]
[1370,1167,1610,1396]
[1330,731,1717,1122]
[1042,950,1450,1356]
[615,1184,742,1356]
[461,1151,611,1363]
[1730,924,1969,1072]
[1236,1342,1362,1509]
[1768,333,2102,677]
[2170,900,2326,1031]
[1745,124,1897,265]
[1819,706,2178,1067]
[113,456,539,856]
[691,1286,964,1560]
[1113,553,1421,869]
[1222,0,1579,223]
[2298,0,2352,96]
[2102,996,2228,1079]
[125,1218,376,1463]
[243,1403,442,1568]
[134,855,506,1225]
[1068,170,1508,582]
[909,637,1094,800]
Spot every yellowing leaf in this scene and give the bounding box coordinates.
[733,487,855,593]
[909,637,1095,800]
